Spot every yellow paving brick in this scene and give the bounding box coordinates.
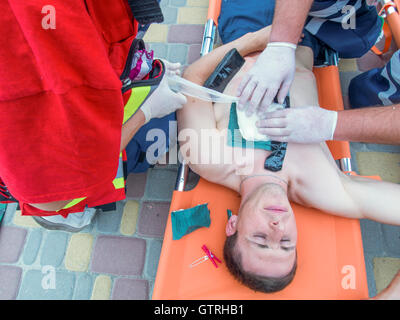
[186,0,209,7]
[177,7,208,24]
[65,233,93,272]
[13,210,40,228]
[91,275,112,300]
[338,59,358,72]
[356,152,400,183]
[373,257,400,293]
[120,200,139,236]
[142,23,169,43]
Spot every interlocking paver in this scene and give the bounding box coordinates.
[137,202,171,238]
[381,224,400,256]
[91,235,146,276]
[126,173,148,199]
[13,210,40,228]
[65,233,94,272]
[356,151,400,183]
[167,24,204,44]
[177,7,207,24]
[0,226,27,263]
[74,273,93,300]
[167,43,189,65]
[40,231,68,267]
[187,43,202,64]
[143,24,169,43]
[0,266,22,299]
[373,257,400,293]
[95,203,123,234]
[112,278,149,300]
[144,168,177,201]
[120,200,140,236]
[18,269,75,300]
[22,229,43,265]
[91,275,112,300]
[144,239,163,279]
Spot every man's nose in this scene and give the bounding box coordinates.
[269,221,284,240]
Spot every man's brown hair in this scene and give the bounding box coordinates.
[223,232,297,293]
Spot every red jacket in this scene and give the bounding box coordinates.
[0,0,138,216]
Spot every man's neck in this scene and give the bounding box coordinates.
[239,173,289,203]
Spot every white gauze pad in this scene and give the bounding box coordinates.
[237,103,284,141]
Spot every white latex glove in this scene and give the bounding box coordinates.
[237,42,296,117]
[160,59,182,77]
[140,68,187,124]
[255,106,338,143]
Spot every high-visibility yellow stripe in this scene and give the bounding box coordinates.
[113,177,125,189]
[56,153,124,213]
[57,197,86,212]
[123,86,151,124]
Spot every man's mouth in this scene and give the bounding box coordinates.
[264,206,288,213]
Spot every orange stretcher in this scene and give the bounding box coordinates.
[152,1,372,300]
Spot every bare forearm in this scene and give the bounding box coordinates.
[269,0,313,44]
[346,175,400,225]
[334,105,400,144]
[120,110,146,152]
[184,27,270,84]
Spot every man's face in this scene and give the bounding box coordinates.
[226,183,297,278]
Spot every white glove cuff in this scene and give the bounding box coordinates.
[329,111,338,140]
[141,107,151,124]
[267,42,297,50]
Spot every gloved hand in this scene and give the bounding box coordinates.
[140,61,187,124]
[256,106,338,144]
[161,59,182,77]
[237,42,296,117]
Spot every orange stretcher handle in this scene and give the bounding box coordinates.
[207,0,222,24]
[379,0,400,48]
[386,9,400,48]
[313,66,351,160]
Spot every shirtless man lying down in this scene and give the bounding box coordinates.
[176,26,400,295]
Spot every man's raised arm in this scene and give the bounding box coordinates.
[343,174,400,226]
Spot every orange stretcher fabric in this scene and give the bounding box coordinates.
[153,176,372,299]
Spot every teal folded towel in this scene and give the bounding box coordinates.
[171,203,211,240]
[227,103,274,151]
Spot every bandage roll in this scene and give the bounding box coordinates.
[167,74,239,104]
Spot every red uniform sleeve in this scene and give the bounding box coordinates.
[0,1,128,204]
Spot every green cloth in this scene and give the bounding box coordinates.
[171,203,211,240]
[227,103,273,151]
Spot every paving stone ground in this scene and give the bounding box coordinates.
[0,0,399,300]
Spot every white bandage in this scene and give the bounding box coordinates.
[167,74,239,104]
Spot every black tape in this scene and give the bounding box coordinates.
[203,48,245,92]
[264,96,290,172]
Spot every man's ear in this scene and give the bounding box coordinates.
[226,215,238,236]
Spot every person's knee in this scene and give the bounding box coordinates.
[29,199,71,212]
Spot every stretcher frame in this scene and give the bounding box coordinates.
[379,0,400,49]
[152,1,371,299]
